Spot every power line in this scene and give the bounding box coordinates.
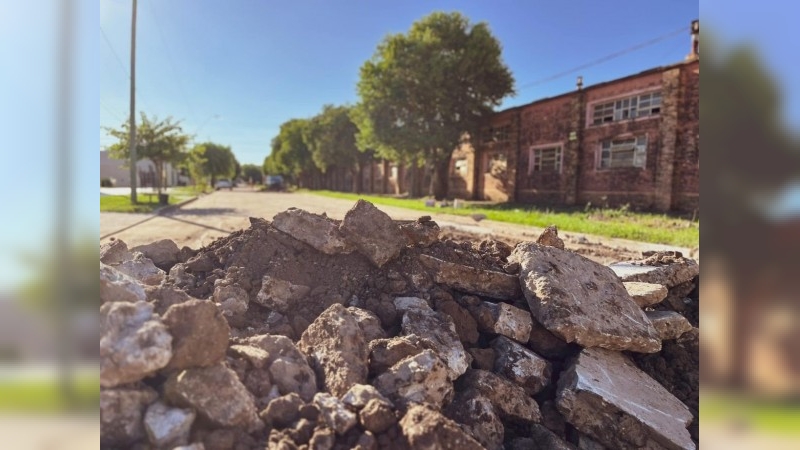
[100,25,129,80]
[100,99,125,122]
[517,25,690,91]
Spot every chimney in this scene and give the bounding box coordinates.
[576,75,583,91]
[688,19,699,60]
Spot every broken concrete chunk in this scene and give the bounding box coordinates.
[168,263,196,289]
[145,285,194,316]
[164,363,261,430]
[298,304,369,397]
[470,300,532,344]
[445,392,504,450]
[460,369,542,425]
[100,239,133,265]
[144,400,195,448]
[401,305,469,380]
[213,284,250,317]
[393,296,432,314]
[373,349,453,409]
[526,423,578,450]
[511,243,661,353]
[536,225,565,250]
[162,299,230,370]
[347,306,387,342]
[528,316,575,360]
[259,393,304,428]
[433,296,479,345]
[228,344,271,369]
[340,200,407,267]
[359,398,397,434]
[341,384,391,410]
[399,219,440,247]
[368,335,424,375]
[100,300,172,387]
[609,252,699,289]
[255,275,311,313]
[399,405,484,450]
[245,333,306,365]
[646,311,693,341]
[131,239,180,271]
[116,252,166,286]
[100,262,147,304]
[492,335,552,395]
[100,386,158,448]
[272,208,354,255]
[556,348,695,450]
[268,357,318,402]
[314,392,358,435]
[419,254,521,300]
[624,281,669,307]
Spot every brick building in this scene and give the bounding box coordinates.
[450,20,700,212]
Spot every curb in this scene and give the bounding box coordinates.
[156,195,200,215]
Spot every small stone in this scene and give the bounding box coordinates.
[100,262,147,304]
[419,254,521,300]
[347,307,387,342]
[268,357,318,402]
[298,304,369,397]
[393,296,431,314]
[168,263,196,289]
[143,400,195,448]
[511,243,661,353]
[228,344,271,369]
[354,430,378,450]
[259,393,304,428]
[100,386,158,447]
[359,398,397,434]
[399,405,483,450]
[528,316,575,360]
[100,239,133,265]
[272,208,354,255]
[100,301,172,387]
[368,335,424,375]
[556,348,694,450]
[433,296,479,345]
[172,444,205,450]
[213,285,250,317]
[646,311,693,340]
[469,300,532,344]
[162,299,230,370]
[145,285,194,315]
[445,392,504,450]
[399,220,440,247]
[373,350,453,409]
[309,427,335,450]
[461,369,542,424]
[527,423,577,450]
[131,239,180,271]
[624,282,669,307]
[609,252,699,289]
[492,335,552,395]
[116,252,165,285]
[164,363,260,430]
[340,200,407,267]
[341,384,391,410]
[256,275,311,313]
[536,225,565,250]
[401,305,469,380]
[314,392,358,435]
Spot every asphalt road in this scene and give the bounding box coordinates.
[100,187,690,259]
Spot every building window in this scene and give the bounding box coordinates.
[483,124,512,143]
[599,136,648,169]
[591,91,662,125]
[453,158,468,176]
[529,146,562,174]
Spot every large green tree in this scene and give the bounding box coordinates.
[305,104,371,192]
[264,118,315,187]
[104,113,190,195]
[356,11,515,198]
[241,163,264,184]
[190,142,238,186]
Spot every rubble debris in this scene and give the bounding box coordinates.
[98,201,699,449]
[420,254,521,300]
[100,300,172,387]
[623,281,668,307]
[609,251,699,289]
[511,243,661,353]
[646,310,694,341]
[556,348,694,450]
[536,225,565,250]
[272,208,354,255]
[131,238,180,271]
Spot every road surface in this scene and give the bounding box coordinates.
[100,187,690,263]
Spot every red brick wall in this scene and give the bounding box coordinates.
[672,60,700,212]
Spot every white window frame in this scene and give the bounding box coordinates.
[528,144,563,174]
[598,135,648,169]
[590,91,662,126]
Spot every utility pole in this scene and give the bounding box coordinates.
[129,0,138,203]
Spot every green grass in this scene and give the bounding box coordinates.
[306,190,699,248]
[0,376,99,413]
[100,192,194,213]
[701,392,800,435]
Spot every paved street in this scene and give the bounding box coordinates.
[100,187,690,259]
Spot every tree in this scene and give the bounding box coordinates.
[241,164,264,184]
[105,113,190,196]
[305,104,369,191]
[190,142,238,186]
[356,11,515,198]
[264,118,315,187]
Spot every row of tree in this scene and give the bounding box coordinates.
[105,112,265,194]
[264,11,516,199]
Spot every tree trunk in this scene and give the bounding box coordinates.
[431,157,450,200]
[155,160,163,194]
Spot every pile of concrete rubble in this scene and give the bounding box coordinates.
[100,200,699,450]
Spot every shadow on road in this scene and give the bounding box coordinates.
[164,207,238,216]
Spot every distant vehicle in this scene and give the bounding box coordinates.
[265,175,285,192]
[215,179,233,190]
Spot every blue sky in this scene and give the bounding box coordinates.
[99,0,700,167]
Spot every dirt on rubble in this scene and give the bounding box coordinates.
[100,202,699,450]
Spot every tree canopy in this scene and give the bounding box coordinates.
[189,142,238,186]
[355,11,515,198]
[263,118,314,185]
[241,164,264,184]
[104,113,190,194]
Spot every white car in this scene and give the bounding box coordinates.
[215,179,232,190]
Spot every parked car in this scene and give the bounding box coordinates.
[215,179,233,190]
[265,175,285,192]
